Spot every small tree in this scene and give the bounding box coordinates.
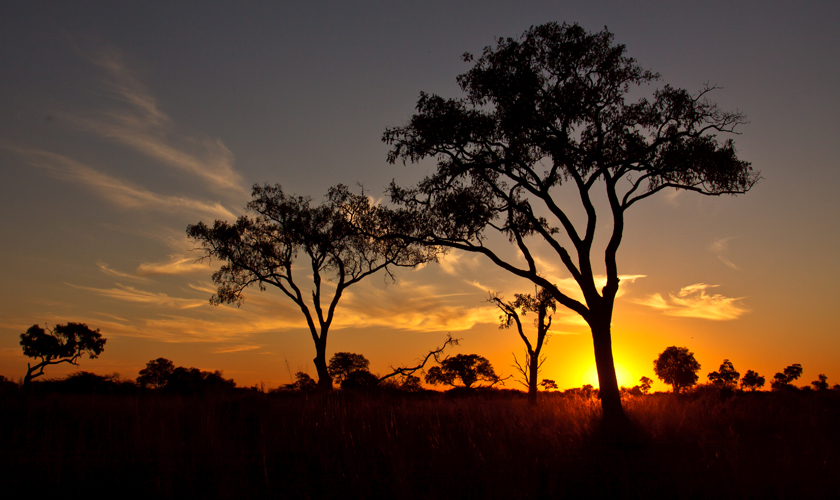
[653,346,700,394]
[400,374,423,392]
[283,371,317,392]
[740,370,765,391]
[539,379,558,391]
[425,354,502,389]
[328,352,370,386]
[340,369,380,390]
[771,363,803,391]
[707,359,740,389]
[137,358,175,389]
[20,323,106,386]
[812,373,829,391]
[639,376,653,395]
[491,288,555,404]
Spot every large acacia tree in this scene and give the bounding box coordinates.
[383,22,757,427]
[188,184,435,390]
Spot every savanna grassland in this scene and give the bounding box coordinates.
[2,387,839,499]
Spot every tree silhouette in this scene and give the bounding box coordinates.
[740,370,765,391]
[137,358,175,389]
[163,366,235,395]
[188,184,435,391]
[425,354,502,389]
[639,376,653,395]
[771,363,803,391]
[653,346,700,394]
[490,287,555,403]
[811,373,829,391]
[383,22,756,428]
[707,359,740,389]
[328,352,370,386]
[282,371,317,392]
[539,379,558,391]
[340,369,380,390]
[20,322,106,386]
[400,374,423,392]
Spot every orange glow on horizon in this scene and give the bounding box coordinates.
[581,362,635,389]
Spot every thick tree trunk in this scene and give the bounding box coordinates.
[589,317,628,433]
[313,343,333,391]
[528,353,538,404]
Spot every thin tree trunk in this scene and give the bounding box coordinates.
[528,353,538,404]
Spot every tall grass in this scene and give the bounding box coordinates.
[1,389,838,499]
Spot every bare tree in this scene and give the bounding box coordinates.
[490,287,555,403]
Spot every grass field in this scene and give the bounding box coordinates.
[1,387,838,499]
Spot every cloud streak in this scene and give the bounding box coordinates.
[67,283,207,310]
[636,283,748,320]
[710,236,739,270]
[74,48,246,194]
[12,148,235,219]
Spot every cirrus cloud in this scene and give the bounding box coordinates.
[635,283,748,320]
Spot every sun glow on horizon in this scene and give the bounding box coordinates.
[581,362,634,389]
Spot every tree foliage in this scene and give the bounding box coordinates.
[771,364,803,391]
[383,21,756,425]
[707,359,740,389]
[328,352,370,386]
[639,376,653,395]
[653,346,700,394]
[740,370,765,392]
[137,358,175,389]
[812,374,829,391]
[281,372,317,392]
[188,184,436,390]
[424,354,502,389]
[20,322,106,385]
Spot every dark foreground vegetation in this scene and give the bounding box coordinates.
[2,384,839,500]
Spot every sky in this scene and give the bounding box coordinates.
[2,1,839,392]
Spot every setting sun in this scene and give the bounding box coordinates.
[581,363,635,389]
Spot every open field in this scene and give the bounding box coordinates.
[2,388,839,499]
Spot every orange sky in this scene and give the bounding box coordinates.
[2,3,839,392]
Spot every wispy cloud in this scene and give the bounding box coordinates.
[709,236,739,270]
[67,283,207,310]
[635,283,748,320]
[97,260,149,282]
[11,148,235,219]
[72,47,246,195]
[212,344,263,354]
[336,280,495,332]
[136,255,210,276]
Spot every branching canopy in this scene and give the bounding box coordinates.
[20,322,106,384]
[384,22,758,321]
